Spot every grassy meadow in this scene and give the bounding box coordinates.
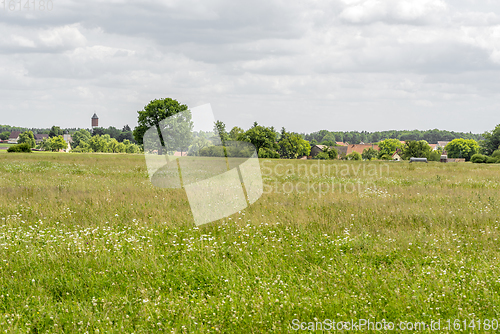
[0,152,500,333]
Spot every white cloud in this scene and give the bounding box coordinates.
[339,0,448,24]
[38,25,87,49]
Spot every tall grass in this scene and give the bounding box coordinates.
[0,153,499,332]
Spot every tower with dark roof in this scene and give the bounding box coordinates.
[91,113,99,128]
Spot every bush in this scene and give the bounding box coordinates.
[428,151,441,162]
[471,154,487,163]
[199,146,226,157]
[258,147,280,159]
[7,143,32,153]
[313,152,330,160]
[486,156,498,164]
[346,152,362,161]
[491,150,500,158]
[380,154,393,160]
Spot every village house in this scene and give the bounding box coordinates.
[310,144,329,157]
[8,131,21,144]
[437,141,450,150]
[34,134,49,144]
[392,152,402,161]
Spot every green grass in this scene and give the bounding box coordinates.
[1,153,500,332]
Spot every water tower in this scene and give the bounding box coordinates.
[91,113,99,129]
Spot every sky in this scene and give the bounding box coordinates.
[1,0,500,134]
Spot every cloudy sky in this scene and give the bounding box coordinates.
[1,0,500,133]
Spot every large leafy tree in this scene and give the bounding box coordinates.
[89,135,109,153]
[238,122,279,153]
[46,136,67,152]
[71,129,91,148]
[278,128,311,159]
[17,131,36,148]
[229,126,244,141]
[480,124,500,156]
[401,140,432,159]
[378,138,403,157]
[48,126,63,138]
[362,147,378,160]
[0,131,9,140]
[166,111,193,154]
[133,98,189,149]
[444,138,479,161]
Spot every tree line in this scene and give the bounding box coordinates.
[303,129,482,146]
[133,97,500,163]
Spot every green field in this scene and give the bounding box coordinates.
[1,153,500,332]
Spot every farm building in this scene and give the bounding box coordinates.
[34,134,48,144]
[392,152,402,161]
[344,144,379,155]
[310,145,329,157]
[437,141,450,149]
[8,131,21,144]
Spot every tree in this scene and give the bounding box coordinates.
[92,127,106,136]
[401,140,432,160]
[187,137,212,156]
[378,139,403,157]
[0,131,9,140]
[71,129,91,148]
[118,131,135,143]
[229,126,244,141]
[71,141,93,153]
[321,133,336,143]
[480,124,500,156]
[362,147,378,160]
[89,135,109,153]
[17,131,36,148]
[47,136,67,152]
[133,98,188,151]
[122,125,131,132]
[238,123,279,153]
[48,126,63,138]
[106,126,122,139]
[278,128,311,159]
[214,120,230,145]
[444,138,480,161]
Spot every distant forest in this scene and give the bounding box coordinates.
[303,129,483,144]
[1,124,483,145]
[0,125,135,143]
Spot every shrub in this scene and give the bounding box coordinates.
[486,156,498,164]
[7,143,32,153]
[428,151,441,162]
[346,152,362,161]
[380,154,393,160]
[491,150,500,158]
[258,147,280,159]
[313,152,330,160]
[471,154,487,163]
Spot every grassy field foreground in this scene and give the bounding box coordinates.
[1,153,500,332]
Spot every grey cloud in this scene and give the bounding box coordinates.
[1,0,500,133]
